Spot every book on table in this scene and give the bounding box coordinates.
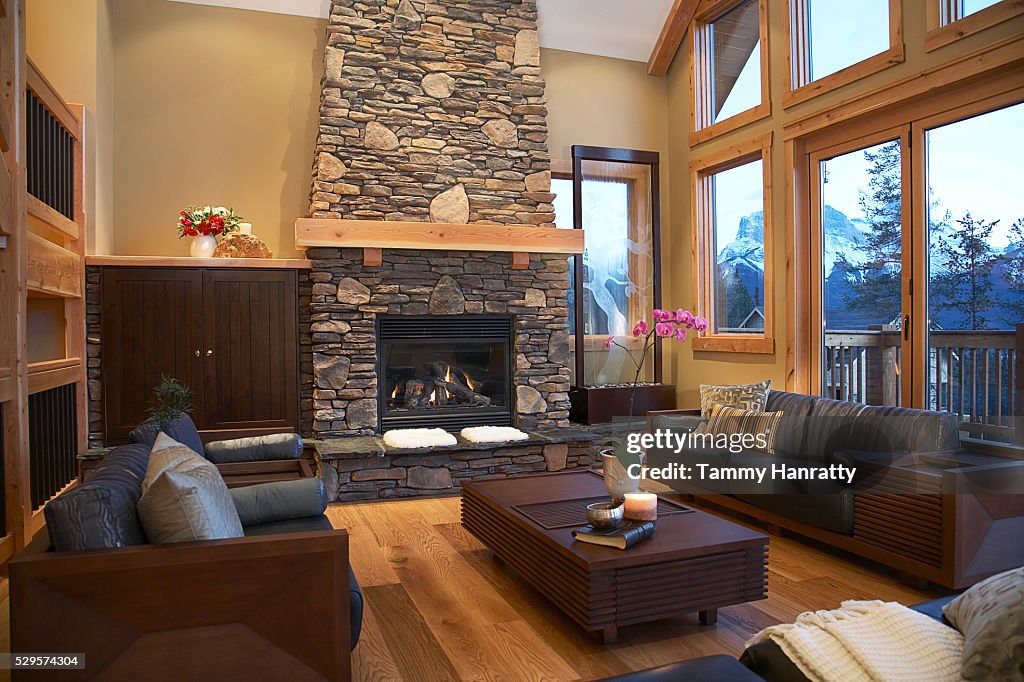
[571,520,655,550]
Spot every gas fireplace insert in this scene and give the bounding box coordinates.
[376,315,514,431]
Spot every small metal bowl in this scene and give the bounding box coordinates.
[586,502,624,529]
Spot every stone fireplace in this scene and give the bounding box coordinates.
[304,0,574,438]
[378,314,514,430]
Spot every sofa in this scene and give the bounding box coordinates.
[11,424,363,681]
[599,595,958,681]
[646,390,962,535]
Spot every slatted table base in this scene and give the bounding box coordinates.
[463,485,768,644]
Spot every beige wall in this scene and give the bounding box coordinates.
[111,0,325,258]
[542,48,668,165]
[663,0,1024,408]
[26,0,114,255]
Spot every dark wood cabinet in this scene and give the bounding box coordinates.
[101,267,299,443]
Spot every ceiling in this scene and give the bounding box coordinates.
[167,0,674,62]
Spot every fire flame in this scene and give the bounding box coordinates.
[444,366,452,383]
[462,369,476,390]
[391,385,398,400]
[428,388,436,405]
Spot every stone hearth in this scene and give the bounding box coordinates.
[314,429,599,502]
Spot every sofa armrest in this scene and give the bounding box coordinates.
[10,529,350,681]
[230,478,327,526]
[204,432,303,464]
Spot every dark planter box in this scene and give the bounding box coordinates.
[569,384,677,425]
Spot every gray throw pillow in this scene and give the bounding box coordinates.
[699,380,772,418]
[137,434,244,544]
[943,566,1024,681]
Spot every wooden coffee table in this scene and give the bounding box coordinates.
[461,470,768,644]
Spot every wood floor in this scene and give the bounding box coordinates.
[328,494,945,682]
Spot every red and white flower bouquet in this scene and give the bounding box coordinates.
[177,205,244,257]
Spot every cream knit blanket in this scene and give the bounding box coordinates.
[747,600,963,682]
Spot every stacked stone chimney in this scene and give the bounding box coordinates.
[304,0,571,437]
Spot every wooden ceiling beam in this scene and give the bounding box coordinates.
[647,0,700,77]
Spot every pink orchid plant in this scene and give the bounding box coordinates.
[604,308,708,471]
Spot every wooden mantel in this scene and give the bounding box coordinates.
[295,218,584,269]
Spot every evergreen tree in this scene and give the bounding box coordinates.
[843,141,903,320]
[1001,218,1024,324]
[931,212,998,329]
[715,269,754,330]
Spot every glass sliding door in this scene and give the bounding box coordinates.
[924,102,1024,443]
[812,133,907,404]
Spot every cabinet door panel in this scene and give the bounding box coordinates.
[202,270,298,432]
[102,268,204,442]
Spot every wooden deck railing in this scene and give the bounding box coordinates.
[824,328,1021,442]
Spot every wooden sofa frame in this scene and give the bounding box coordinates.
[10,529,351,681]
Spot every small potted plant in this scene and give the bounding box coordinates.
[601,308,707,502]
[152,375,195,431]
[177,205,244,257]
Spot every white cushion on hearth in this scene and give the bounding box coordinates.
[382,428,457,448]
[460,426,530,443]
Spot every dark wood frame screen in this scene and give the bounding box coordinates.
[570,145,663,385]
[101,267,299,443]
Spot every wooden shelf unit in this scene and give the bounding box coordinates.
[0,6,88,559]
[86,255,312,269]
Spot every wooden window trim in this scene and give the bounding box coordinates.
[690,131,775,354]
[786,73,1024,404]
[925,0,1024,52]
[782,0,904,109]
[690,0,771,147]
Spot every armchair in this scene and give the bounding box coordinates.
[15,441,362,681]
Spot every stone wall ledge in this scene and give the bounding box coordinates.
[310,426,602,461]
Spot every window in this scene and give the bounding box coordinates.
[792,84,1024,447]
[814,136,906,405]
[691,133,774,352]
[784,0,903,107]
[690,0,770,145]
[926,0,1024,51]
[925,103,1024,440]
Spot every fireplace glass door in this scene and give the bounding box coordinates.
[378,316,513,431]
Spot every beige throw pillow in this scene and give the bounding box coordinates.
[138,434,244,544]
[699,380,772,418]
[942,565,1024,681]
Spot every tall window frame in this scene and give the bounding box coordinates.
[690,132,774,354]
[925,0,1024,52]
[787,74,1024,446]
[783,0,904,109]
[690,0,771,146]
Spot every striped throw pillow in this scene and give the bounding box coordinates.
[705,403,784,455]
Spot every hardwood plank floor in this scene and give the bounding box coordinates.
[327,495,945,682]
[0,494,942,682]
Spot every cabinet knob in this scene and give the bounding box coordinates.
[194,350,200,357]
[206,349,214,357]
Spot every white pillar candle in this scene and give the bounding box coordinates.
[239,223,253,235]
[623,492,658,522]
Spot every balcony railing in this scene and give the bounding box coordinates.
[823,327,1022,443]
